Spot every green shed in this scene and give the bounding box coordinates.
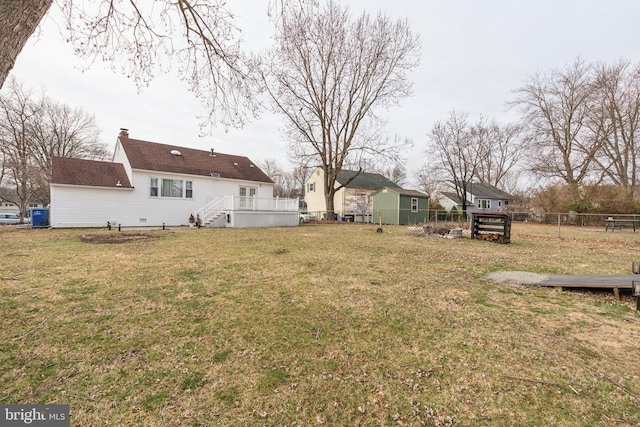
[373,187,429,225]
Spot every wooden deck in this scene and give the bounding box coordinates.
[527,274,637,299]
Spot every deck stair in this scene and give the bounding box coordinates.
[197,197,231,227]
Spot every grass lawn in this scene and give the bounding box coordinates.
[1,223,639,426]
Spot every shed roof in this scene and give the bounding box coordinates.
[119,136,273,183]
[375,187,429,198]
[336,170,401,190]
[51,157,133,188]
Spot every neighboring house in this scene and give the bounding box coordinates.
[373,187,429,225]
[50,130,299,228]
[440,182,515,213]
[0,199,47,215]
[304,168,401,221]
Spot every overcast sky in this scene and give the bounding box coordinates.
[8,0,640,187]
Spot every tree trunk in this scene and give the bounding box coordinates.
[0,0,53,89]
[325,189,336,221]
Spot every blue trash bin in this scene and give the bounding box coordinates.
[29,208,49,228]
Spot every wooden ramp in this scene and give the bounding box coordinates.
[527,274,636,299]
[530,275,635,289]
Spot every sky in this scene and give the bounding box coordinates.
[7,0,640,188]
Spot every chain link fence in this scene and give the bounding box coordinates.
[430,211,640,243]
[302,209,640,242]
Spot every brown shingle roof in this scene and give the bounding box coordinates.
[51,157,133,188]
[119,137,273,183]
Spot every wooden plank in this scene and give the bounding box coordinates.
[477,226,506,232]
[527,274,635,289]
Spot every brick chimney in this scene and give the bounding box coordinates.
[119,128,129,138]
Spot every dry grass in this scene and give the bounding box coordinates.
[1,224,639,426]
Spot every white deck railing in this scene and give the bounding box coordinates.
[196,196,299,224]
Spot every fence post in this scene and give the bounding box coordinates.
[557,214,561,238]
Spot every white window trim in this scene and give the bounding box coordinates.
[149,177,193,199]
[477,199,491,209]
[411,197,419,212]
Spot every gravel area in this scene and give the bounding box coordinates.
[485,270,549,285]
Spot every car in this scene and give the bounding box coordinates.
[0,213,21,225]
[299,211,316,223]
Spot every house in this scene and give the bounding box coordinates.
[0,190,47,216]
[440,182,515,213]
[304,168,401,221]
[372,187,429,225]
[49,130,299,228]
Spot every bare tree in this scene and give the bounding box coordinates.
[261,0,420,217]
[0,79,106,214]
[0,79,43,220]
[30,98,108,203]
[471,117,523,187]
[343,188,373,222]
[372,161,408,187]
[426,111,482,216]
[259,158,298,198]
[0,1,257,128]
[511,58,601,193]
[415,164,445,204]
[590,60,640,198]
[291,162,313,198]
[425,111,524,214]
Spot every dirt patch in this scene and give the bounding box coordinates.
[80,232,163,244]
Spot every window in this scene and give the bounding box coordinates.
[308,182,315,192]
[150,178,159,197]
[161,179,183,198]
[411,198,419,212]
[477,199,491,209]
[150,177,192,199]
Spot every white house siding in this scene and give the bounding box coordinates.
[131,168,273,209]
[50,171,275,228]
[112,141,133,176]
[440,197,456,212]
[50,185,136,228]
